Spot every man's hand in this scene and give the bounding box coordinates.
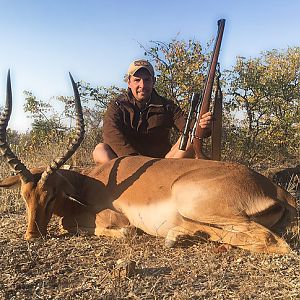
[199,111,212,129]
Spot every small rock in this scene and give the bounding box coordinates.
[114,259,136,277]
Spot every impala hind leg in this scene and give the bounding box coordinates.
[206,221,291,254]
[165,218,291,254]
[165,224,209,248]
[250,201,297,235]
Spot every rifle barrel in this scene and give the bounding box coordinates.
[192,19,225,159]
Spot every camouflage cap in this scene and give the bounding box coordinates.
[127,59,155,77]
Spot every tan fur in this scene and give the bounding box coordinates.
[0,156,297,253]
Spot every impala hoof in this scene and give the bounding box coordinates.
[24,231,45,240]
[120,226,136,237]
[165,239,176,248]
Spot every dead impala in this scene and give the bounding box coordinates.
[0,71,297,254]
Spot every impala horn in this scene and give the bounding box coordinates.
[0,70,34,183]
[39,73,85,184]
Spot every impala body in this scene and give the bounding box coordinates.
[0,72,297,254]
[1,155,297,253]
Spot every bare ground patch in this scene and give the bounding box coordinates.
[0,210,299,300]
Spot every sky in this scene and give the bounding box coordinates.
[1,0,300,132]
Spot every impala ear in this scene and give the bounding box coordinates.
[0,174,21,189]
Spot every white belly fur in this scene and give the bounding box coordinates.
[118,199,180,237]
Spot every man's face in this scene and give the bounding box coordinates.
[128,68,155,102]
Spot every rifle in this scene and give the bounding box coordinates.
[189,19,225,159]
[178,70,223,157]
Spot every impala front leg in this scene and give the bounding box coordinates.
[95,209,136,238]
[95,225,137,238]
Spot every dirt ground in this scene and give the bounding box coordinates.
[0,208,299,300]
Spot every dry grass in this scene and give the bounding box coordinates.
[0,213,299,300]
[0,160,300,299]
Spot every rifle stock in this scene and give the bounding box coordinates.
[191,19,225,159]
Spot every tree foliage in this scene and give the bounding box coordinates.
[76,82,124,140]
[140,38,212,111]
[22,83,124,165]
[225,47,300,166]
[23,91,68,149]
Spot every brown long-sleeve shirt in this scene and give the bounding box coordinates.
[103,89,186,158]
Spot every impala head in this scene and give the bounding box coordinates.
[0,71,85,240]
